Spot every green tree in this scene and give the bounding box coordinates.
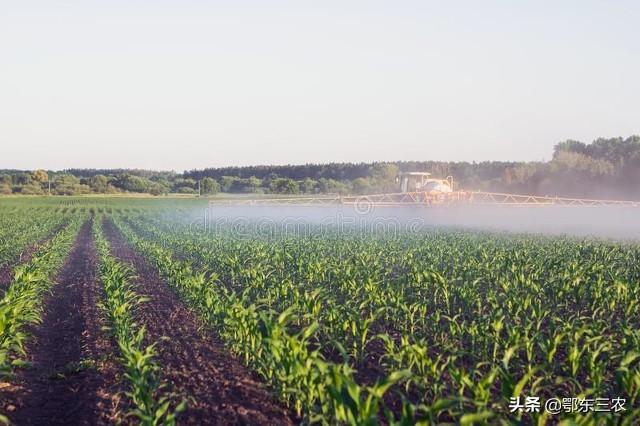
[89,175,110,193]
[351,177,371,194]
[52,174,91,195]
[115,174,157,193]
[176,186,195,194]
[219,176,238,192]
[245,176,262,193]
[31,169,49,184]
[148,183,167,196]
[0,184,12,194]
[317,178,349,195]
[369,163,399,192]
[15,173,33,186]
[200,177,220,195]
[300,178,317,194]
[269,178,299,194]
[369,163,399,181]
[0,175,12,186]
[20,184,45,195]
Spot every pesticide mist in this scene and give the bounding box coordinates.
[195,204,640,241]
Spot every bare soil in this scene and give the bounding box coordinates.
[0,220,128,425]
[102,218,297,425]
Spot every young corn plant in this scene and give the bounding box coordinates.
[93,220,185,425]
[115,211,640,425]
[325,365,411,426]
[112,217,421,424]
[0,218,83,378]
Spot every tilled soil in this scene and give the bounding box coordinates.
[0,220,128,425]
[102,218,297,425]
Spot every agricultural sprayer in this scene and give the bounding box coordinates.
[209,172,640,208]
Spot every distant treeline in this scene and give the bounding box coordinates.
[1,136,639,199]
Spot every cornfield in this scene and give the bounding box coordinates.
[0,198,638,425]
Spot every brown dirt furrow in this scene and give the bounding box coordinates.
[102,218,297,426]
[0,220,128,425]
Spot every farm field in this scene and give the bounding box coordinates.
[0,197,638,425]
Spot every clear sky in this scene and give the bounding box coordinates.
[1,1,639,171]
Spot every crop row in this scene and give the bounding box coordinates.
[0,210,68,271]
[120,212,640,424]
[0,216,84,379]
[111,216,415,425]
[93,218,184,425]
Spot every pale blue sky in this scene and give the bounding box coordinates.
[1,1,639,171]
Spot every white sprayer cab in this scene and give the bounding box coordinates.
[398,172,453,193]
[422,181,453,193]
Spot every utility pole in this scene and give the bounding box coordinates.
[48,180,51,195]
[198,179,201,197]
